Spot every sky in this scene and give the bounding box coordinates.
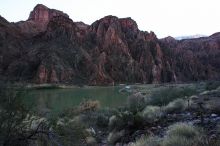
[0,0,220,38]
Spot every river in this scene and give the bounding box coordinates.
[22,86,129,114]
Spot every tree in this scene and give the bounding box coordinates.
[0,83,52,146]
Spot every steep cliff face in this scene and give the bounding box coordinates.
[0,4,219,85]
[160,34,220,81]
[28,4,69,22]
[15,4,69,36]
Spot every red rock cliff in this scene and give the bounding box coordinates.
[0,4,219,84]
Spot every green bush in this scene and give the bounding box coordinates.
[166,123,201,139]
[162,123,203,146]
[0,84,51,146]
[94,107,119,128]
[54,120,88,146]
[142,106,163,123]
[128,120,220,146]
[108,111,134,131]
[127,92,146,112]
[149,87,197,106]
[163,98,187,114]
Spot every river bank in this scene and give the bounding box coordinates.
[0,81,220,145]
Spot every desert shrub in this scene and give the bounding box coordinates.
[149,86,197,106]
[162,123,203,146]
[166,123,201,139]
[60,99,100,118]
[108,111,135,131]
[78,99,100,112]
[129,123,207,146]
[94,107,119,128]
[0,84,50,146]
[60,106,116,136]
[54,120,88,146]
[129,136,161,146]
[163,98,187,114]
[142,106,164,123]
[0,84,90,146]
[107,130,125,144]
[127,92,146,112]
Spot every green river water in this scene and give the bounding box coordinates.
[22,86,128,114]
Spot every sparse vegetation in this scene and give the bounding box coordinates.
[0,84,50,146]
[163,98,187,114]
[129,136,161,146]
[53,120,88,145]
[108,111,134,131]
[127,92,146,112]
[78,99,100,112]
[1,82,220,145]
[148,86,197,106]
[107,130,125,144]
[162,123,204,146]
[130,123,207,146]
[142,105,163,123]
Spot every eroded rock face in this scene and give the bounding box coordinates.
[160,34,220,81]
[0,4,219,85]
[28,4,69,22]
[15,4,69,36]
[36,65,48,83]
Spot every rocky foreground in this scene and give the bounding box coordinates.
[0,4,220,85]
[96,83,220,145]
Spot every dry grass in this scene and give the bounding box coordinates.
[78,100,100,112]
[162,123,204,146]
[142,106,163,123]
[129,136,161,146]
[163,98,187,114]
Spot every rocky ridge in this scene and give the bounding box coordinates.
[0,4,219,85]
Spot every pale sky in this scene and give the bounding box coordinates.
[0,0,220,38]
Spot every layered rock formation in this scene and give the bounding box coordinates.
[28,4,69,22]
[16,4,69,36]
[0,4,219,85]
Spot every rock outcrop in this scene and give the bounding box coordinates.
[15,4,69,36]
[28,4,69,22]
[0,4,219,85]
